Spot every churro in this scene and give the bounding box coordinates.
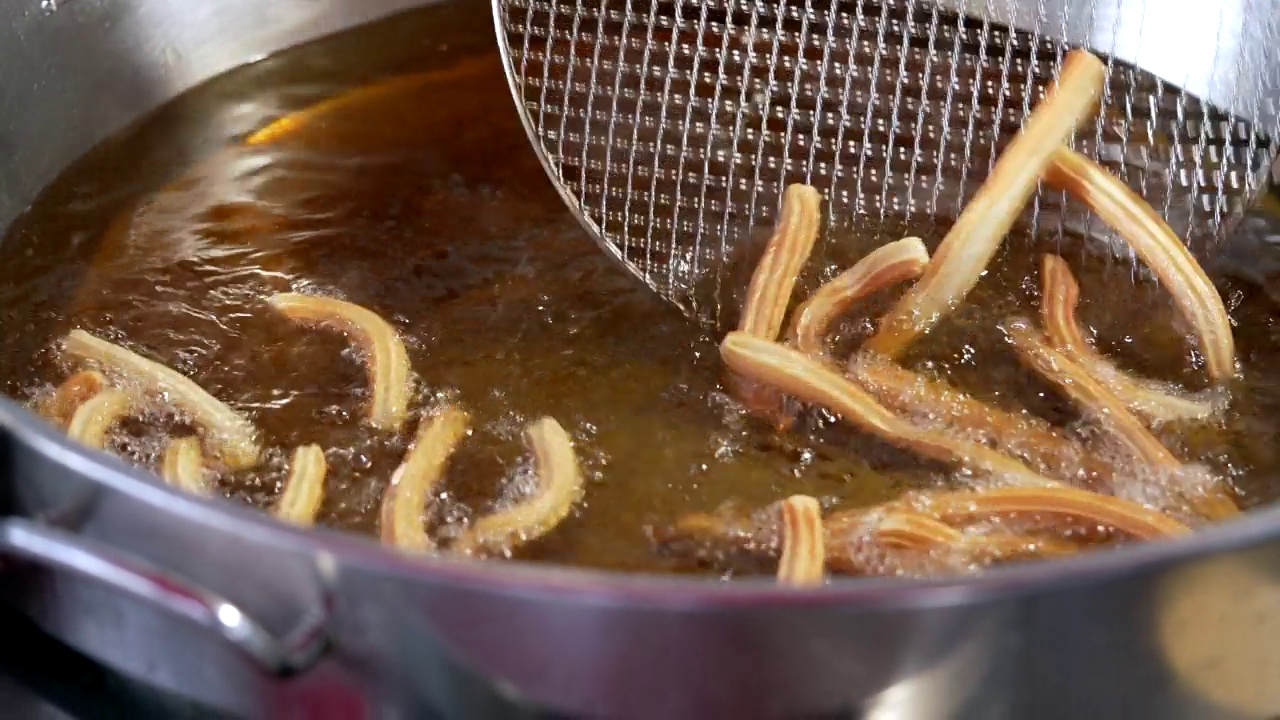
[452,417,584,556]
[66,388,131,449]
[380,407,470,553]
[275,445,327,526]
[789,237,929,357]
[866,50,1106,357]
[776,495,825,586]
[269,293,413,432]
[721,332,1060,487]
[40,370,107,429]
[846,353,1108,486]
[62,330,261,469]
[162,436,211,496]
[1044,149,1235,381]
[1040,254,1222,423]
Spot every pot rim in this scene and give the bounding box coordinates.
[5,398,1276,612]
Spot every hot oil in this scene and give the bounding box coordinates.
[2,6,1280,576]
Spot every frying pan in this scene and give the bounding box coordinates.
[2,0,1279,718]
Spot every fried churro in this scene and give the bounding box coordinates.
[1044,149,1235,381]
[721,332,1060,487]
[40,370,107,429]
[846,353,1108,486]
[66,388,131,449]
[380,407,470,553]
[269,293,413,432]
[275,445,328,526]
[789,237,929,357]
[452,417,584,556]
[865,50,1106,357]
[776,495,825,586]
[1040,254,1222,423]
[162,436,211,496]
[62,330,261,469]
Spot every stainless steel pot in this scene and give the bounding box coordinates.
[2,1,1280,718]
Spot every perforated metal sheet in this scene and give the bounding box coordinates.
[494,0,1280,328]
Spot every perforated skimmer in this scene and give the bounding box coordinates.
[492,0,1280,329]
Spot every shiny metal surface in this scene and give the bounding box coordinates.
[494,0,1280,325]
[0,518,328,675]
[2,0,1280,718]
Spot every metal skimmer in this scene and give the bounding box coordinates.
[493,0,1280,329]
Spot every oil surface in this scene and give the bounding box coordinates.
[2,5,1279,575]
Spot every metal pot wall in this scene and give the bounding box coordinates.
[2,1,1280,718]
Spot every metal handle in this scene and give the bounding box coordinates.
[0,516,328,675]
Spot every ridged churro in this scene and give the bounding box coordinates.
[866,50,1106,357]
[452,417,584,556]
[721,332,1060,487]
[1040,254,1222,423]
[789,237,929,357]
[269,293,413,432]
[162,436,211,495]
[380,407,471,553]
[40,370,107,429]
[62,330,261,469]
[846,352,1108,487]
[66,388,131,449]
[1043,149,1235,381]
[275,445,328,526]
[776,495,825,586]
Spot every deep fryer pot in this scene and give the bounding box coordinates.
[2,0,1280,718]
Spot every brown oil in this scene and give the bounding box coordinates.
[2,5,1279,576]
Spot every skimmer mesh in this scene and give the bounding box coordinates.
[494,0,1280,328]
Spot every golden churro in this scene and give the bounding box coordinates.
[776,495,825,586]
[62,330,261,469]
[889,485,1190,540]
[1044,149,1235,381]
[66,388,131,449]
[162,436,212,495]
[789,237,930,357]
[846,353,1108,486]
[873,511,1079,560]
[740,184,823,339]
[1006,317,1239,521]
[40,370,108,429]
[452,417,584,556]
[275,445,327,526]
[1040,254,1222,422]
[865,50,1106,357]
[380,407,471,553]
[268,293,413,432]
[721,332,1060,487]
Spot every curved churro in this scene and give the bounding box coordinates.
[1040,254,1222,423]
[162,436,212,496]
[740,184,823,340]
[275,445,327,526]
[1043,149,1235,381]
[1004,317,1239,521]
[40,370,108,429]
[776,495,825,586]
[66,388,131,449]
[865,50,1106,357]
[62,330,261,469]
[888,485,1191,540]
[789,237,930,357]
[721,332,1060,487]
[380,407,471,553]
[846,353,1109,486]
[268,293,413,432]
[452,417,584,556]
[873,511,1079,560]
